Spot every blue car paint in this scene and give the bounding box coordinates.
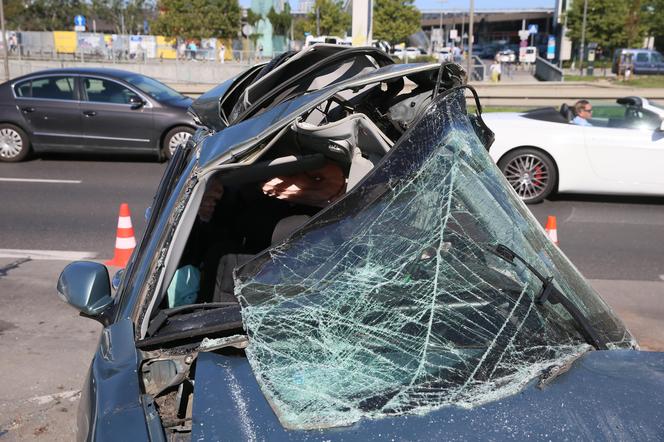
[191,350,664,441]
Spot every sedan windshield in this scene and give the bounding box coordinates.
[235,88,633,430]
[123,74,185,101]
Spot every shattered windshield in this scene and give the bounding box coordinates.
[235,88,633,430]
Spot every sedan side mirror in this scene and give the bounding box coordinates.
[129,96,145,109]
[57,261,113,320]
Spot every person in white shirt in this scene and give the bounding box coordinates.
[572,100,593,126]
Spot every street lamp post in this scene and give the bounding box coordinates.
[0,0,9,81]
[438,0,447,52]
[466,0,474,79]
[578,0,588,74]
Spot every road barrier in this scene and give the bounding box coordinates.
[535,56,564,82]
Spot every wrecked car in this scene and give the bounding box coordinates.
[57,46,664,441]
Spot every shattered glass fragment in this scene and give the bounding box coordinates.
[235,89,634,430]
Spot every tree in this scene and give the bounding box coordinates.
[643,0,664,43]
[9,0,90,31]
[267,3,292,36]
[566,0,647,52]
[373,0,421,46]
[153,0,240,39]
[90,0,153,34]
[297,0,350,37]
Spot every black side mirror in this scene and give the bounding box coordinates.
[129,96,145,109]
[57,261,113,322]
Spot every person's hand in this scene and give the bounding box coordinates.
[198,176,224,222]
[262,161,346,207]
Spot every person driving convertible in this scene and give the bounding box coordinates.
[572,99,593,126]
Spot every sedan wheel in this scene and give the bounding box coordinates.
[163,128,194,160]
[498,149,557,204]
[0,125,30,162]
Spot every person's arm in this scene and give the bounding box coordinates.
[261,161,346,207]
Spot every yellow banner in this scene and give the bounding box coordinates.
[53,31,77,53]
[156,36,177,59]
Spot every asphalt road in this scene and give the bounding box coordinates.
[0,154,165,255]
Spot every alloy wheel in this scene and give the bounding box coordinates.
[502,154,550,201]
[0,128,24,159]
[168,131,192,156]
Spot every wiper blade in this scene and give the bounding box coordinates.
[488,244,607,350]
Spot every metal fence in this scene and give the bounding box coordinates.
[470,56,486,81]
[2,30,277,66]
[535,56,564,82]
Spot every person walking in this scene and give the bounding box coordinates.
[219,43,226,63]
[490,59,502,82]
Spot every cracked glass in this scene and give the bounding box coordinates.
[234,88,634,430]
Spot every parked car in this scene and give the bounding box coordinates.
[484,96,664,203]
[612,48,664,75]
[394,46,424,60]
[57,47,664,440]
[496,48,516,63]
[0,68,197,162]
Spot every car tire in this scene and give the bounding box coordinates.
[497,148,557,204]
[0,124,30,162]
[161,126,194,161]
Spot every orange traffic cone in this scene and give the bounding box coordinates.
[105,203,136,268]
[545,215,559,245]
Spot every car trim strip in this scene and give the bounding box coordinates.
[33,132,151,143]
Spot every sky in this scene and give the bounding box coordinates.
[240,0,556,12]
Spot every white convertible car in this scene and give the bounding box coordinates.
[483,97,664,203]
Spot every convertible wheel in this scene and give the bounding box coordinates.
[498,148,557,204]
[0,124,30,162]
[161,126,194,161]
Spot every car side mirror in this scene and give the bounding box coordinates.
[57,261,113,320]
[129,96,145,109]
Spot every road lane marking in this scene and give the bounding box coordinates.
[0,249,97,260]
[29,390,81,405]
[0,177,81,184]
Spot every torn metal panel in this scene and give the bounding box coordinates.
[235,89,633,430]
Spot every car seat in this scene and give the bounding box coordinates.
[559,103,574,122]
[293,113,393,190]
[212,214,311,303]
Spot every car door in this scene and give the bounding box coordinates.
[584,105,664,188]
[13,74,84,149]
[80,76,155,152]
[634,52,651,74]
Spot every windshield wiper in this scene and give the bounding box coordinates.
[138,302,243,349]
[488,244,607,350]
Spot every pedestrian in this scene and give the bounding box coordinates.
[178,41,186,60]
[572,100,593,126]
[219,43,226,63]
[258,44,263,60]
[490,59,502,82]
[188,41,198,60]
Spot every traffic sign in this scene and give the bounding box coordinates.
[518,30,531,41]
[74,15,86,32]
[528,24,538,35]
[547,35,556,60]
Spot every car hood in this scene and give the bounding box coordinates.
[161,95,194,109]
[190,349,664,440]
